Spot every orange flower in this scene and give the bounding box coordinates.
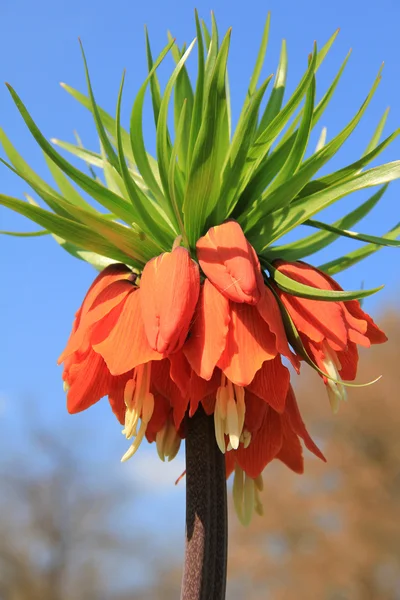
[59,222,385,525]
[59,248,200,461]
[273,260,387,412]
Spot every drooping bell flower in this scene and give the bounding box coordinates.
[58,247,200,461]
[273,260,387,412]
[217,385,325,525]
[185,221,300,457]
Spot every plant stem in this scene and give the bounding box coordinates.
[181,406,228,600]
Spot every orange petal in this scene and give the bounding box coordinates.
[140,247,200,354]
[285,386,326,462]
[336,342,359,381]
[257,285,300,371]
[235,406,283,478]
[66,350,111,414]
[108,371,134,425]
[243,391,268,435]
[217,302,277,386]
[345,300,388,345]
[196,220,264,304]
[169,351,192,399]
[246,355,290,413]
[72,263,132,332]
[189,369,220,417]
[151,359,189,429]
[93,288,163,375]
[276,413,304,474]
[58,280,135,363]
[146,394,170,443]
[183,279,230,380]
[278,290,348,352]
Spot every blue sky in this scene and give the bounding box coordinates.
[1,0,400,587]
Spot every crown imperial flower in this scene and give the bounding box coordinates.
[2,13,398,542]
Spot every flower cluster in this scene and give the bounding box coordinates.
[59,221,386,524]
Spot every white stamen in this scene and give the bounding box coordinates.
[214,375,246,453]
[121,364,154,462]
[232,467,264,526]
[321,341,347,413]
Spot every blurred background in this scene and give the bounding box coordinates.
[1,0,399,598]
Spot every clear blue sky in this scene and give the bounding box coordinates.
[0,0,399,578]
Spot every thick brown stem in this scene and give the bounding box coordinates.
[180,406,228,600]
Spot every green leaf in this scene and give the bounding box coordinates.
[242,43,317,195]
[240,13,270,116]
[304,218,400,247]
[216,75,273,220]
[187,10,206,169]
[264,185,388,261]
[319,222,400,275]
[363,107,390,156]
[315,127,327,152]
[156,39,196,226]
[79,40,120,172]
[167,34,195,174]
[168,99,188,244]
[6,84,139,225]
[129,39,174,204]
[183,29,231,246]
[203,13,219,94]
[0,229,49,237]
[43,153,100,213]
[296,128,400,200]
[60,82,136,166]
[255,161,400,249]
[145,26,162,127]
[264,259,383,301]
[115,71,174,248]
[233,48,351,217]
[0,194,137,265]
[244,66,383,231]
[265,71,316,195]
[257,39,287,134]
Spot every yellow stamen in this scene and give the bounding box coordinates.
[321,341,347,413]
[214,374,246,453]
[156,418,181,462]
[233,467,265,526]
[121,364,154,462]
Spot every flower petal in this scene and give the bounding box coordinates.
[189,369,220,417]
[66,350,111,414]
[257,285,300,371]
[183,279,230,380]
[146,394,170,443]
[196,221,264,304]
[285,386,326,462]
[151,359,189,430]
[58,280,135,363]
[276,414,304,474]
[235,406,283,478]
[246,355,291,413]
[140,247,200,354]
[93,289,162,375]
[274,260,349,351]
[217,302,277,386]
[337,342,359,381]
[108,371,134,425]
